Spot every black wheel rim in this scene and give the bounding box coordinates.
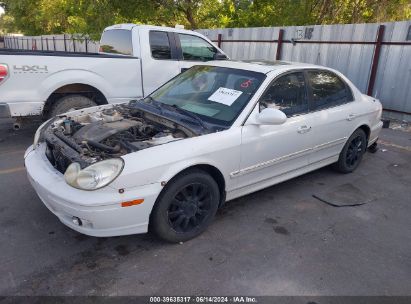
[346,135,364,168]
[167,183,212,233]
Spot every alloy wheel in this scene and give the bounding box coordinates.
[346,135,364,168]
[167,183,212,233]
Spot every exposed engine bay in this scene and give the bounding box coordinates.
[42,104,195,173]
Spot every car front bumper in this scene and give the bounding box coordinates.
[24,144,163,237]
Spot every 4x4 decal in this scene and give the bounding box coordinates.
[13,65,48,73]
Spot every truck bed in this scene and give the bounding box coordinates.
[0,51,143,117]
[0,49,138,59]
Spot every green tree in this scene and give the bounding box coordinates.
[0,0,147,37]
[0,0,410,36]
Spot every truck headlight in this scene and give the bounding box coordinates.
[64,158,124,190]
[33,119,52,148]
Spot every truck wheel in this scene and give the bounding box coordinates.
[150,169,220,243]
[49,95,97,117]
[333,129,367,173]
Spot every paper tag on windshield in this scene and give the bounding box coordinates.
[208,87,243,106]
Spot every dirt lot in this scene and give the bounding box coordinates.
[0,121,410,296]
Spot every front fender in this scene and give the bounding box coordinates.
[109,129,242,192]
[111,156,227,192]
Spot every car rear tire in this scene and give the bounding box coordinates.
[150,169,220,243]
[49,95,97,118]
[334,128,367,173]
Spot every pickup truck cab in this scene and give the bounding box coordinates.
[0,24,227,121]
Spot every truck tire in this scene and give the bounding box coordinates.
[49,95,97,117]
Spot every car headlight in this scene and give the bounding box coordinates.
[64,158,124,190]
[33,119,52,148]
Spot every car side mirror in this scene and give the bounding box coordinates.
[255,108,287,125]
[213,53,228,60]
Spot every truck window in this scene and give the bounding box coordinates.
[178,34,217,61]
[100,29,133,55]
[149,31,172,60]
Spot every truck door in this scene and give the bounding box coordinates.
[139,29,181,96]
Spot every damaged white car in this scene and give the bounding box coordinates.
[25,61,383,242]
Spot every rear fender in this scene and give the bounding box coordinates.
[40,69,111,102]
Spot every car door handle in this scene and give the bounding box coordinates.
[346,113,357,121]
[297,125,312,134]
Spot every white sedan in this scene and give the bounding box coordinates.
[25,61,383,242]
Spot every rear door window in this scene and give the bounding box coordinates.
[178,34,217,61]
[99,29,133,55]
[307,70,353,110]
[150,31,172,60]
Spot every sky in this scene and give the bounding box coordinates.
[0,7,4,16]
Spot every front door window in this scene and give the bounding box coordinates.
[259,72,308,117]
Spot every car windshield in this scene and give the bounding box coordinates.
[148,66,266,127]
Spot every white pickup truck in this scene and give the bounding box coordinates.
[0,24,227,123]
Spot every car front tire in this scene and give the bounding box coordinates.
[334,128,367,173]
[150,169,220,243]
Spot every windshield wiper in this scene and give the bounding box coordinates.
[167,104,209,130]
[143,96,157,106]
[140,97,209,131]
[141,96,164,114]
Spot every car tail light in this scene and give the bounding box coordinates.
[0,64,8,84]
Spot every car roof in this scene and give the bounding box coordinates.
[197,60,320,74]
[104,23,208,36]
